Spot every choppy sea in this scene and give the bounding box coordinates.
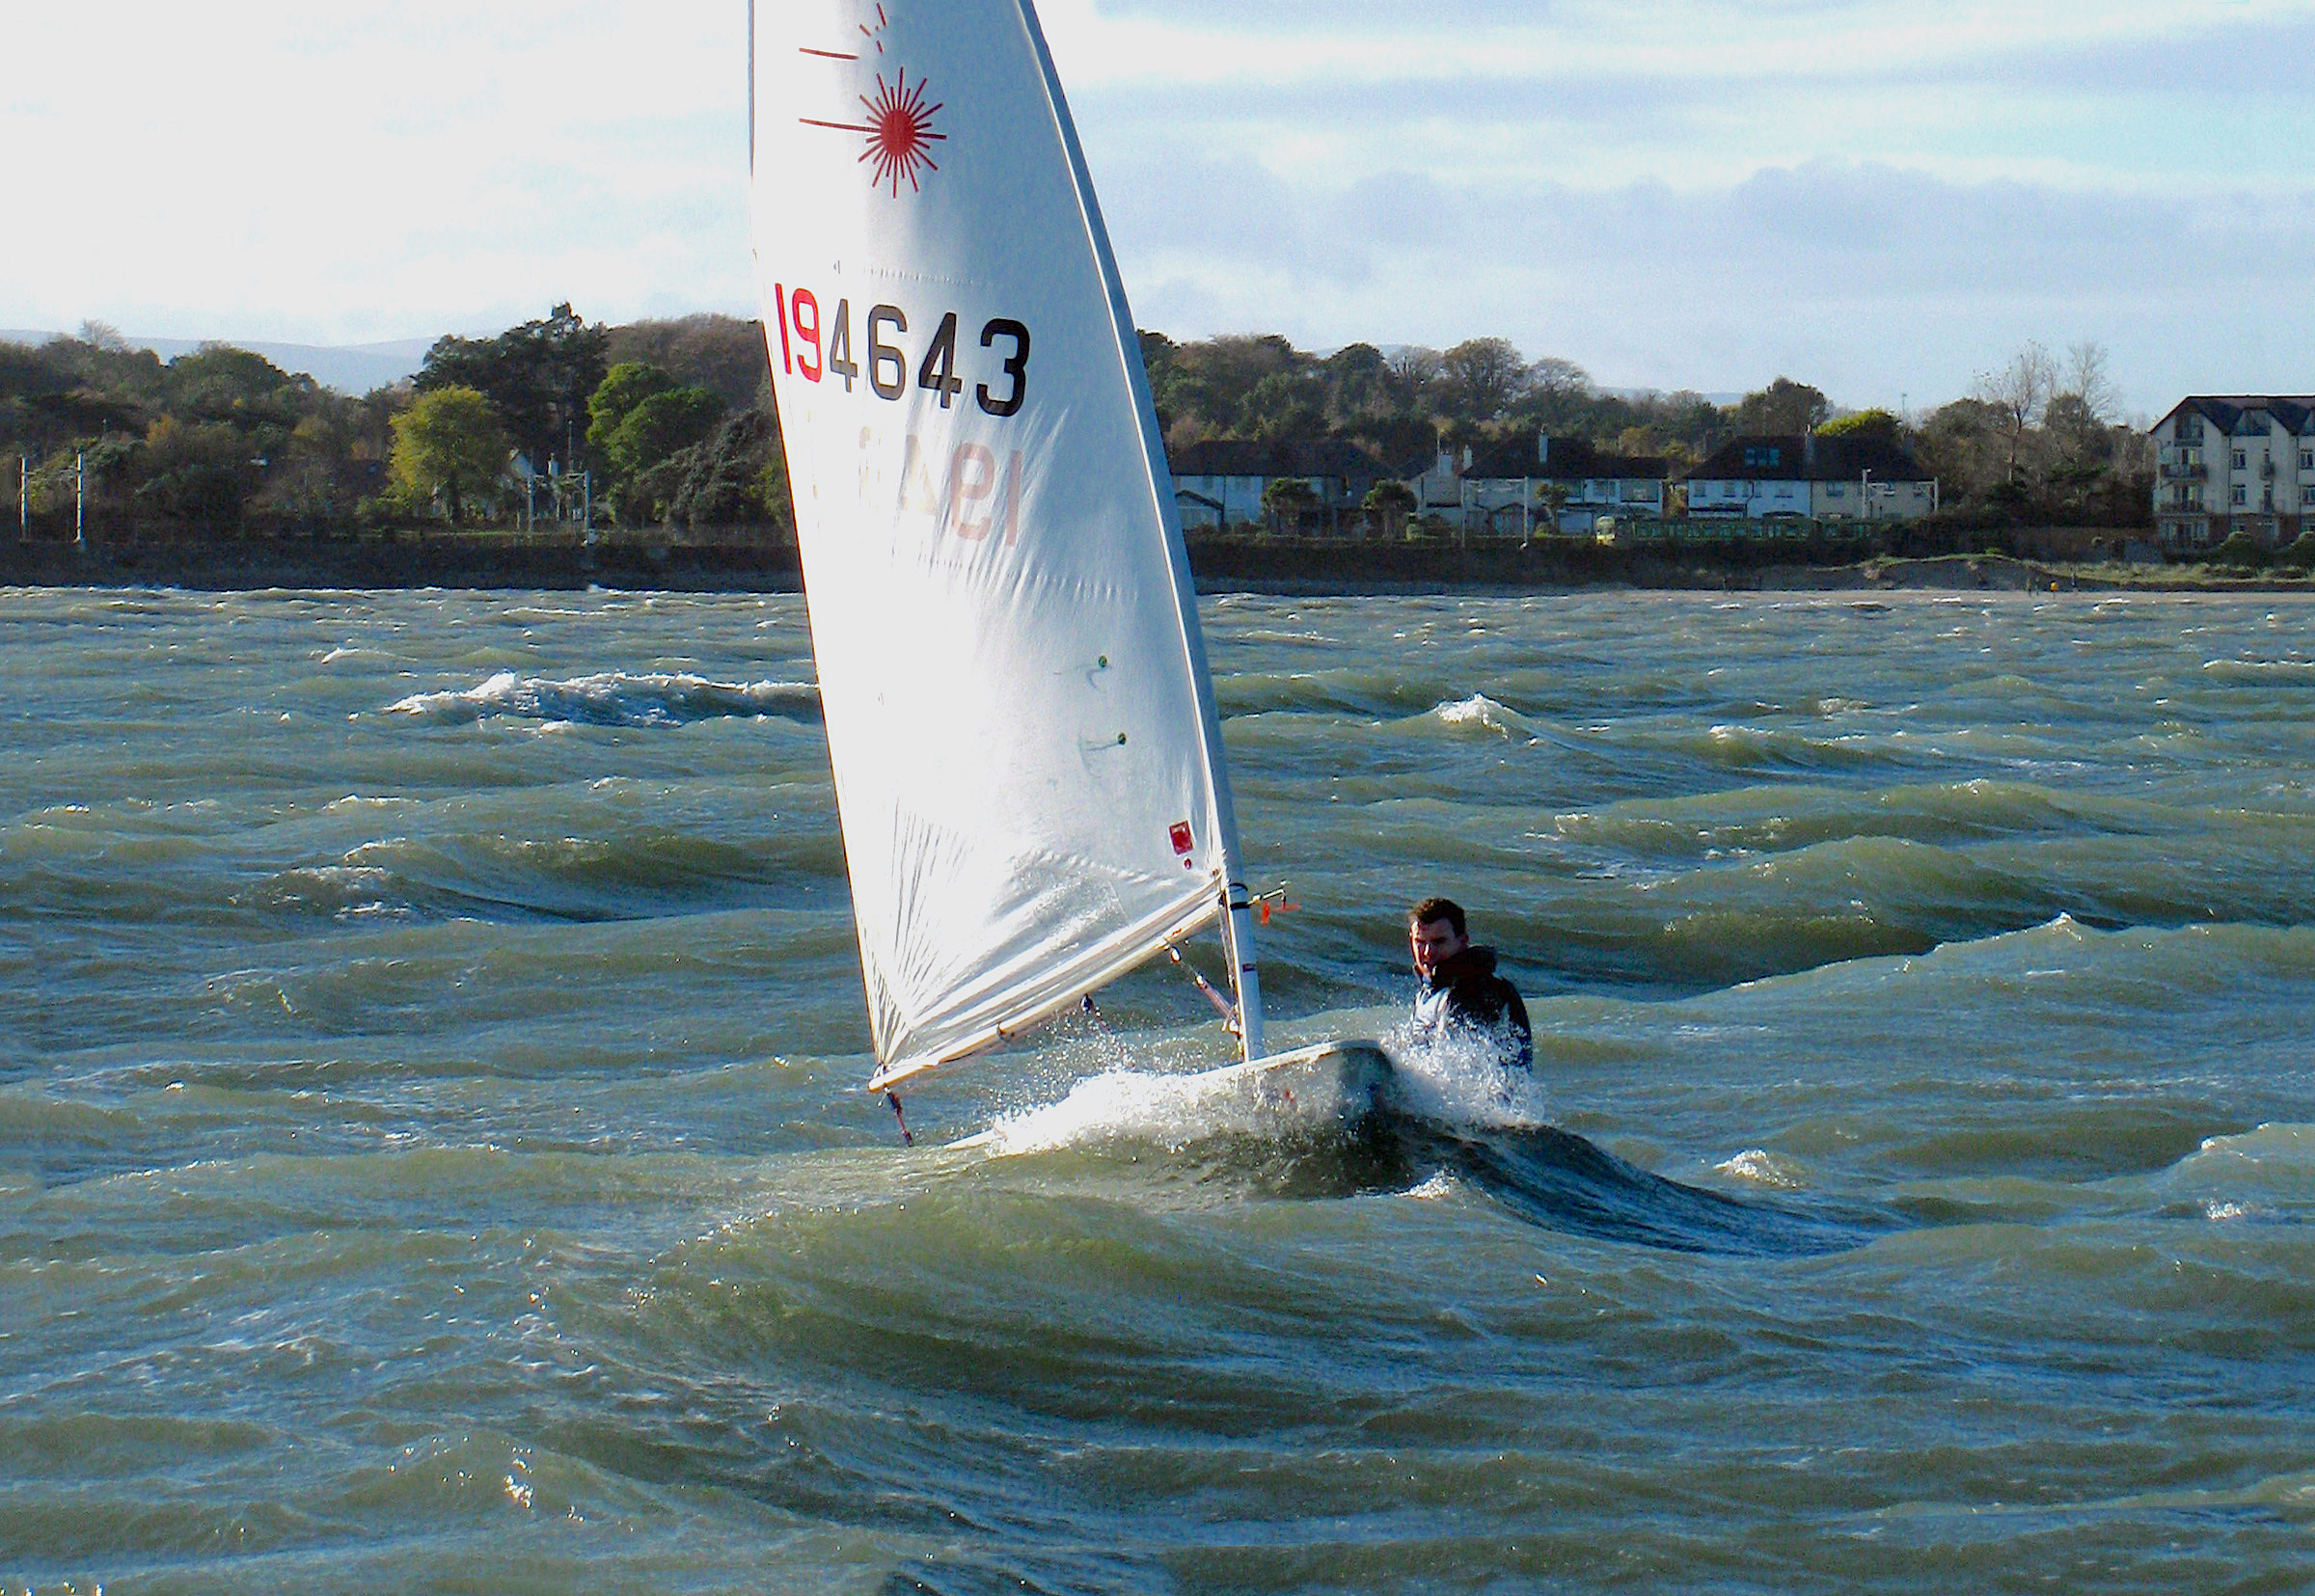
[5,585,2314,1594]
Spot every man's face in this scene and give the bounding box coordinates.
[1410,916,1467,982]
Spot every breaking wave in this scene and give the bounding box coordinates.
[383,669,820,727]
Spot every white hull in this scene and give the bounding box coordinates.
[948,1039,1392,1150]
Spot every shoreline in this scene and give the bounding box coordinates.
[0,536,2305,598]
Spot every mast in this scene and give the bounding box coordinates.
[1015,0,1264,1064]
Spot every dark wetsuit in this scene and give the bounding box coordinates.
[1411,945,1534,1070]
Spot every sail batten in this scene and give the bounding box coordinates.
[751,0,1254,1084]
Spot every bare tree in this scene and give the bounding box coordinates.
[1385,345,1441,410]
[1526,356,1594,401]
[2061,340,2120,423]
[1972,341,2058,484]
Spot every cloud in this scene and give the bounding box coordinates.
[1102,158,2315,413]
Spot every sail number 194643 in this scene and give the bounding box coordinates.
[772,285,1029,418]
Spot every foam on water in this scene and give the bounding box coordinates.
[382,669,820,727]
[1429,692,1532,738]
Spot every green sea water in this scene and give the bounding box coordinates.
[4,586,2314,1594]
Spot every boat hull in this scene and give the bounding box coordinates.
[1175,1039,1395,1129]
[945,1039,1394,1150]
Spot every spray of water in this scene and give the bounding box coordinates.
[966,1011,1546,1157]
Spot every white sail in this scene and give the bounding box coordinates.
[749,0,1262,1089]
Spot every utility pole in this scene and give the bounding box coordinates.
[74,452,85,549]
[17,455,26,537]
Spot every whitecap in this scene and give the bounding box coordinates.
[1712,1149,1810,1190]
[1430,693,1527,737]
[381,669,821,727]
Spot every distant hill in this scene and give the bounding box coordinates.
[0,330,434,395]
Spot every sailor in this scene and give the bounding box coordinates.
[1407,897,1533,1070]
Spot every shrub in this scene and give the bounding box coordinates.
[2210,530,2266,570]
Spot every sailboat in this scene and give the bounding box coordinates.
[747,0,1389,1128]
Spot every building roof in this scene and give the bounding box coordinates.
[1464,433,1667,482]
[1683,433,1932,483]
[1165,437,1385,478]
[2156,396,2315,437]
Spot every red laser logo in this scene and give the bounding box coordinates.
[797,7,946,198]
[859,69,944,195]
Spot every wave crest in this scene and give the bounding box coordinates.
[383,670,820,727]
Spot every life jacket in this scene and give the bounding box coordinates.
[1411,945,1534,1069]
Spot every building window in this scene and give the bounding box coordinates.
[2178,417,2204,444]
[2232,449,2247,470]
[2302,451,2313,472]
[1827,483,1845,499]
[2232,484,2247,505]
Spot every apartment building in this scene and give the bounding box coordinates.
[2149,396,2315,549]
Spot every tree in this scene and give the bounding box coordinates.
[132,418,254,526]
[1972,341,2057,485]
[1238,369,1326,444]
[661,408,788,529]
[2061,340,2120,424]
[416,303,608,473]
[603,387,726,523]
[1261,475,1320,535]
[606,314,772,412]
[1733,377,1830,436]
[604,388,724,482]
[390,386,507,523]
[1321,341,1394,425]
[1526,357,1593,402]
[1915,396,2009,509]
[1439,337,1530,422]
[1362,477,1416,538]
[2047,340,2123,482]
[587,363,679,458]
[1817,408,1901,443]
[1385,346,1442,411]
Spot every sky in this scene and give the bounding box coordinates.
[4,0,2311,414]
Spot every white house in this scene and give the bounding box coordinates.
[1165,438,1383,533]
[1408,434,1669,535]
[1683,434,1936,524]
